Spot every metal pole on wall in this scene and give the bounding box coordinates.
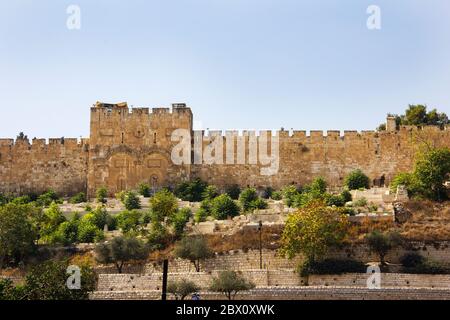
[162,259,169,301]
[258,220,263,270]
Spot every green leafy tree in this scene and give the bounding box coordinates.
[225,184,241,200]
[41,202,66,241]
[37,190,60,207]
[116,210,143,233]
[209,271,255,300]
[23,260,96,300]
[147,223,170,251]
[0,203,39,269]
[239,188,267,212]
[210,194,240,220]
[280,201,349,262]
[138,183,151,198]
[405,104,428,125]
[413,147,450,201]
[174,179,208,202]
[194,208,209,223]
[150,189,178,222]
[95,236,149,273]
[344,169,370,190]
[174,236,213,272]
[282,185,300,207]
[167,279,200,300]
[365,231,403,265]
[202,185,219,200]
[96,187,108,204]
[77,214,104,243]
[69,192,87,204]
[171,208,192,237]
[123,191,141,210]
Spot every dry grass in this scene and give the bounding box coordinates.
[399,200,450,240]
[205,225,283,253]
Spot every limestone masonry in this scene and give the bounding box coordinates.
[1,102,449,197]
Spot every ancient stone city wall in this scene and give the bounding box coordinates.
[1,103,449,196]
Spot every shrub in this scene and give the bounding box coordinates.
[310,177,327,195]
[70,192,87,204]
[209,271,255,300]
[123,191,141,211]
[37,190,60,207]
[115,190,127,203]
[344,169,370,190]
[282,185,300,207]
[95,236,149,273]
[202,185,219,200]
[77,219,104,243]
[172,208,192,237]
[147,223,171,251]
[194,208,209,223]
[96,187,108,204]
[51,218,79,246]
[174,179,208,202]
[225,184,241,200]
[167,279,200,300]
[341,189,352,202]
[210,194,240,220]
[271,191,282,201]
[11,195,32,205]
[116,210,143,233]
[353,197,368,207]
[239,188,258,212]
[325,194,346,207]
[299,258,366,277]
[138,183,151,197]
[150,189,178,222]
[174,236,213,272]
[90,206,116,230]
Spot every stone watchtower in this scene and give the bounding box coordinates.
[87,102,193,197]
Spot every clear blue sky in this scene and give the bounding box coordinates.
[1,0,449,139]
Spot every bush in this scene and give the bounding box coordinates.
[310,177,327,195]
[325,194,346,207]
[90,206,116,230]
[202,185,219,200]
[239,188,259,212]
[341,189,352,202]
[194,208,209,223]
[70,192,87,204]
[299,258,366,277]
[96,187,108,204]
[116,210,143,233]
[123,191,141,210]
[353,197,368,207]
[282,185,300,207]
[138,183,151,198]
[271,191,282,201]
[225,184,241,200]
[174,179,208,202]
[77,219,104,243]
[50,218,79,245]
[365,231,403,265]
[209,271,255,300]
[147,223,171,251]
[210,194,240,220]
[172,208,192,237]
[150,189,178,222]
[167,279,200,300]
[344,169,370,190]
[37,190,60,207]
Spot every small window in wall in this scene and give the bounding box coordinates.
[153,132,157,144]
[121,132,124,144]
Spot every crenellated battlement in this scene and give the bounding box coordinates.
[1,102,449,197]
